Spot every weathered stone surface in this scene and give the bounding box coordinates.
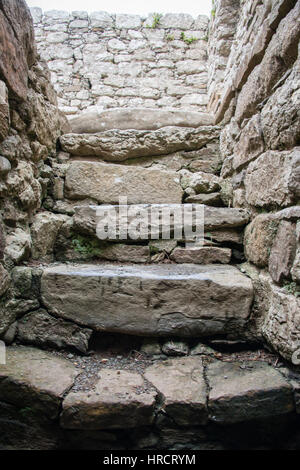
[291,221,300,282]
[98,243,150,263]
[0,81,9,142]
[180,170,221,194]
[17,309,93,353]
[69,108,214,133]
[140,339,161,356]
[89,11,114,29]
[4,228,31,263]
[65,162,183,204]
[144,357,207,426]
[185,192,222,206]
[208,360,294,424]
[232,114,264,170]
[73,204,249,241]
[61,369,156,429]
[261,58,300,151]
[235,2,300,123]
[0,346,79,419]
[268,220,297,283]
[260,272,300,361]
[208,229,243,245]
[0,0,35,100]
[0,156,11,176]
[244,214,279,267]
[171,247,231,264]
[31,212,69,260]
[41,263,253,337]
[60,126,220,161]
[244,149,300,208]
[0,263,10,296]
[161,340,189,356]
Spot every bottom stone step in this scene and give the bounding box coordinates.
[0,346,297,450]
[41,263,253,338]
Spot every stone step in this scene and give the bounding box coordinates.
[60,125,220,162]
[65,161,183,204]
[69,108,215,133]
[0,347,295,445]
[73,204,249,240]
[41,263,253,338]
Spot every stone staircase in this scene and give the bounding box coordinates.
[2,109,300,450]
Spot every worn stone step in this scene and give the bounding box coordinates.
[69,108,215,133]
[41,263,253,338]
[170,246,232,264]
[73,204,249,240]
[1,347,294,438]
[0,346,79,420]
[65,161,183,204]
[60,125,220,162]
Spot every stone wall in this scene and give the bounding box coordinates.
[208,0,300,360]
[0,0,63,334]
[30,9,209,116]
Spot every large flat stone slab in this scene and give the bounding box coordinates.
[144,357,207,426]
[60,369,157,430]
[207,360,294,424]
[65,161,183,204]
[69,108,214,133]
[73,204,249,240]
[41,263,253,337]
[0,346,79,419]
[60,125,220,161]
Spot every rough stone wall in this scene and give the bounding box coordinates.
[30,9,209,116]
[0,0,62,335]
[208,0,300,360]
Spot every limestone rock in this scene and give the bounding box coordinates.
[0,156,11,176]
[208,360,294,424]
[98,243,150,263]
[260,272,300,361]
[185,192,222,206]
[73,204,249,241]
[4,228,31,263]
[190,343,216,356]
[144,357,208,426]
[30,212,69,260]
[244,149,300,208]
[0,81,9,142]
[232,114,264,170]
[0,0,35,100]
[0,263,10,296]
[69,108,214,133]
[41,263,253,338]
[180,170,221,194]
[244,214,279,267]
[171,247,231,264]
[261,58,300,151]
[235,2,300,123]
[140,339,162,356]
[207,229,243,245]
[161,340,189,356]
[61,369,156,429]
[17,309,93,353]
[291,221,300,283]
[268,220,297,283]
[60,126,220,161]
[0,346,79,419]
[65,162,183,204]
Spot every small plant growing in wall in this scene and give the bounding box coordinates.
[166,34,175,41]
[180,32,199,45]
[147,13,162,29]
[211,0,216,17]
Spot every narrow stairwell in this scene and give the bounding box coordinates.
[2,109,300,450]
